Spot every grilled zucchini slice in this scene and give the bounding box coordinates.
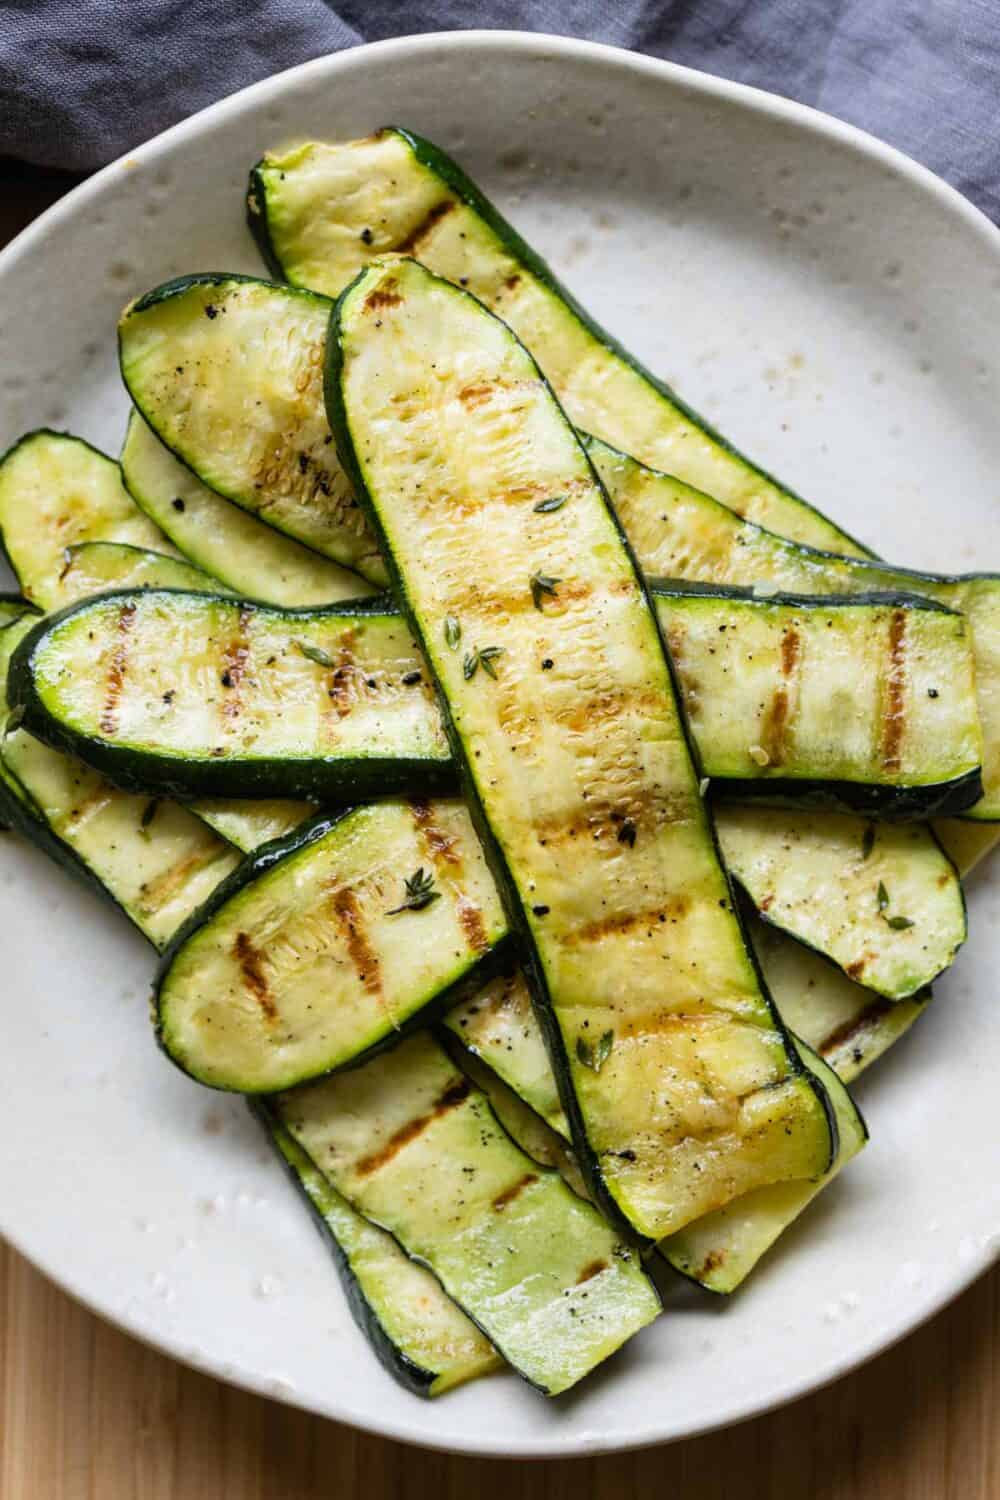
[270,1032,661,1395]
[14,583,981,818]
[248,128,868,556]
[329,256,835,1239]
[121,409,374,607]
[156,801,510,1091]
[0,429,178,609]
[255,1113,502,1396]
[118,277,387,585]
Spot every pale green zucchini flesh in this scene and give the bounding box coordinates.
[717,808,966,1001]
[156,800,510,1091]
[11,590,451,802]
[257,1114,503,1396]
[660,1040,868,1293]
[248,129,869,556]
[192,796,311,852]
[118,276,387,584]
[121,408,375,607]
[0,429,178,609]
[330,256,834,1240]
[273,1032,661,1394]
[592,439,1000,821]
[59,541,222,598]
[16,582,981,817]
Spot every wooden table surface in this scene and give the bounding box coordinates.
[1,161,998,1500]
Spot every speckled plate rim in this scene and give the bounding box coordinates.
[1,29,999,1459]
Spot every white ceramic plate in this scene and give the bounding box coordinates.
[1,31,999,1459]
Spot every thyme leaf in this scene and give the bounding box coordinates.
[533,494,567,514]
[886,914,914,931]
[530,572,561,610]
[464,645,504,680]
[577,1030,614,1072]
[296,639,335,669]
[444,615,461,650]
[386,867,441,915]
[876,881,889,913]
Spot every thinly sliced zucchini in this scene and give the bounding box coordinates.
[59,541,222,598]
[718,809,965,1001]
[121,409,375,607]
[445,970,566,1137]
[660,1040,867,1293]
[156,801,510,1091]
[935,819,1000,876]
[657,583,981,817]
[330,256,834,1240]
[593,439,1000,821]
[248,129,868,556]
[271,1032,661,1394]
[0,596,35,628]
[10,590,451,803]
[255,1112,502,1396]
[0,430,177,609]
[118,279,387,585]
[17,582,980,818]
[0,617,239,948]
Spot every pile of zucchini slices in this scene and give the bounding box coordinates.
[1,128,996,1399]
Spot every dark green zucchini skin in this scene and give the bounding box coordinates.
[714,770,982,820]
[251,126,871,561]
[7,590,458,805]
[248,1103,443,1397]
[153,809,516,1088]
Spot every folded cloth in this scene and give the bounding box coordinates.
[2,0,998,220]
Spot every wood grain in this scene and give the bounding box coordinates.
[2,164,999,1500]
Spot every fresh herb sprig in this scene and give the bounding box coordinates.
[463,645,504,680]
[876,880,913,930]
[387,867,441,915]
[577,1030,614,1072]
[530,572,561,610]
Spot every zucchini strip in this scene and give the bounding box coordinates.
[269,1032,661,1395]
[0,430,179,609]
[254,1112,503,1396]
[118,279,387,585]
[155,803,511,1092]
[121,409,375,607]
[58,540,223,598]
[329,256,835,1240]
[115,272,1000,819]
[12,584,982,819]
[248,129,869,556]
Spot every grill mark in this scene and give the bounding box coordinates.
[330,885,383,999]
[532,791,690,849]
[492,1173,538,1212]
[233,930,279,1024]
[395,199,455,255]
[220,606,254,722]
[365,282,402,311]
[355,1077,471,1176]
[881,609,908,772]
[326,630,358,722]
[761,625,801,768]
[694,1249,726,1278]
[820,1000,892,1060]
[569,899,691,945]
[99,601,137,735]
[410,799,490,954]
[137,844,231,913]
[845,951,875,981]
